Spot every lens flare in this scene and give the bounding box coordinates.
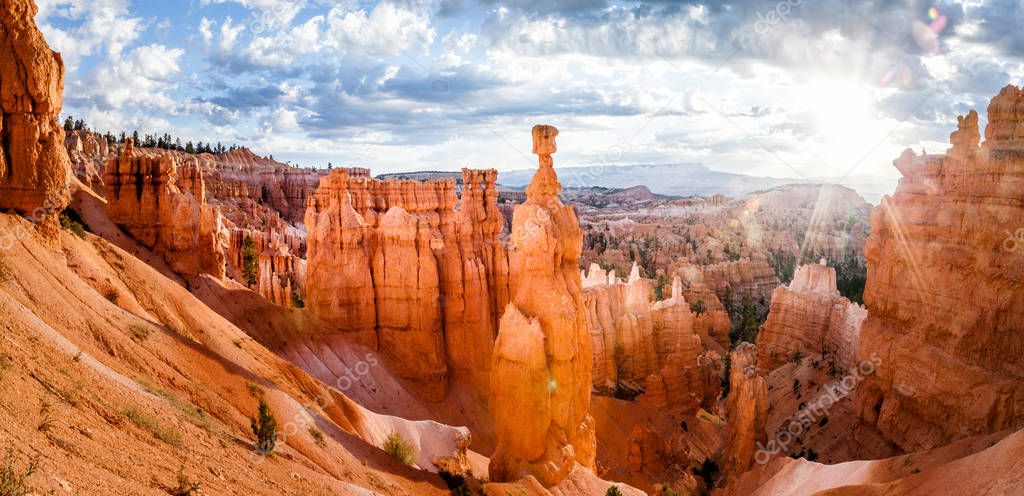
[928,7,939,20]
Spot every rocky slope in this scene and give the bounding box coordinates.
[855,87,1024,453]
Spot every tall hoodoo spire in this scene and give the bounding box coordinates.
[489,125,596,486]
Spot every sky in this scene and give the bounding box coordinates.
[35,0,1024,190]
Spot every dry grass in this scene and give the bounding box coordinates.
[383,431,415,467]
[129,324,151,342]
[0,354,11,383]
[0,255,10,283]
[122,407,183,447]
[0,449,38,496]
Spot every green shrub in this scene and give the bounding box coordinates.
[58,209,87,239]
[170,466,201,496]
[605,487,623,496]
[250,398,277,455]
[383,431,415,467]
[0,449,38,496]
[241,234,259,287]
[690,299,706,316]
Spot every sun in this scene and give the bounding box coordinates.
[805,78,881,168]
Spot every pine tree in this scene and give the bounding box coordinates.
[250,398,277,455]
[185,141,194,154]
[241,235,259,287]
[63,116,74,132]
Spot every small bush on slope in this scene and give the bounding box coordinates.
[383,431,415,467]
[170,466,201,496]
[250,398,277,455]
[605,487,623,496]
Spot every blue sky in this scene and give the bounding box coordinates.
[36,0,1024,189]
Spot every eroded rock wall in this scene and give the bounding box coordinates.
[582,263,721,413]
[855,86,1024,453]
[104,142,228,279]
[304,167,509,398]
[757,261,866,372]
[0,0,72,226]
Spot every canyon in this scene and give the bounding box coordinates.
[1,2,1023,494]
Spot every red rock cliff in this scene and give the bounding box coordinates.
[104,142,228,279]
[0,0,72,225]
[304,167,509,399]
[855,86,1024,452]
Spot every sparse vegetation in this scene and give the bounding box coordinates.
[140,382,213,430]
[123,407,183,447]
[366,471,388,490]
[0,353,12,383]
[58,209,87,238]
[654,275,669,301]
[290,291,305,308]
[170,466,201,496]
[0,449,38,496]
[250,398,278,455]
[130,324,151,342]
[690,299,706,316]
[247,382,264,398]
[0,255,10,283]
[37,402,55,433]
[383,430,415,467]
[439,470,480,496]
[241,234,259,287]
[309,426,325,446]
[605,486,624,496]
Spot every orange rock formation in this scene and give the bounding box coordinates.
[304,167,509,398]
[582,263,720,413]
[722,342,769,477]
[489,125,596,486]
[104,142,228,279]
[0,0,72,226]
[64,130,110,190]
[855,86,1024,453]
[757,261,866,372]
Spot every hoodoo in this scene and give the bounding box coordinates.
[0,0,73,228]
[489,125,597,486]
